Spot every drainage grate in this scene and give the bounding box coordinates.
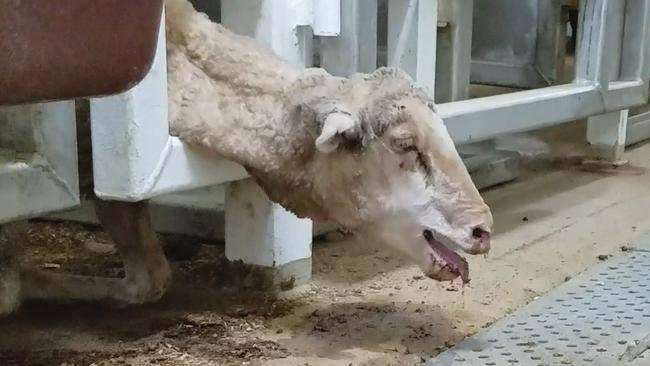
[424,235,650,366]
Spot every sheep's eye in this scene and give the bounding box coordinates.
[391,137,416,152]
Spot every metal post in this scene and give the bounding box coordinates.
[313,0,341,37]
[626,104,650,146]
[320,0,378,77]
[441,0,649,146]
[536,0,569,85]
[435,0,473,103]
[387,0,438,95]
[587,110,629,160]
[220,0,314,68]
[90,8,247,201]
[0,102,79,223]
[225,180,313,287]
[221,0,314,287]
[577,0,630,161]
[623,0,650,146]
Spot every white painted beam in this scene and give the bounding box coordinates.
[320,0,378,77]
[313,0,341,36]
[587,110,629,162]
[578,0,631,161]
[626,108,650,146]
[90,8,247,202]
[444,0,650,145]
[435,0,472,103]
[387,0,438,95]
[221,0,315,67]
[225,180,312,285]
[220,1,315,286]
[0,101,79,223]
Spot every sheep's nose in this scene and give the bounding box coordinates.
[468,226,490,254]
[472,227,490,240]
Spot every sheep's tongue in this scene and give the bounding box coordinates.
[423,232,470,284]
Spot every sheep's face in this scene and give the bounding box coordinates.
[311,73,492,283]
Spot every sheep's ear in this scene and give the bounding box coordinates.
[315,113,358,153]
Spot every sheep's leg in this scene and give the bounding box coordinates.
[21,200,171,306]
[93,199,171,304]
[0,221,26,315]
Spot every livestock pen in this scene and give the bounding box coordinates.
[1,0,650,365]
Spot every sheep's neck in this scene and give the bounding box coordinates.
[166,6,325,217]
[167,15,314,156]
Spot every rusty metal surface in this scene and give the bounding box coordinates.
[0,0,163,106]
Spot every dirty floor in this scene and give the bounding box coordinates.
[2,122,650,366]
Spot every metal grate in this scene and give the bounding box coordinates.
[424,234,650,366]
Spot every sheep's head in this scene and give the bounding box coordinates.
[304,68,493,283]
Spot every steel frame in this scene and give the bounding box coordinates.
[470,0,572,89]
[0,102,79,223]
[627,104,650,145]
[90,10,247,201]
[391,0,650,146]
[435,0,473,103]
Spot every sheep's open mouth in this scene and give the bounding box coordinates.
[423,230,470,284]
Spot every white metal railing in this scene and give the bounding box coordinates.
[0,102,79,224]
[90,12,246,201]
[397,0,650,150]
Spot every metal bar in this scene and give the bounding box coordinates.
[320,0,378,76]
[587,110,629,161]
[390,0,419,67]
[620,0,650,81]
[128,138,248,200]
[441,81,648,145]
[445,0,650,145]
[574,0,607,82]
[0,161,78,224]
[224,179,312,283]
[313,0,341,36]
[626,109,650,145]
[91,8,248,201]
[469,0,548,89]
[468,62,548,90]
[221,0,314,68]
[597,0,625,85]
[387,0,438,95]
[415,0,437,94]
[0,101,79,223]
[435,0,473,103]
[536,0,568,85]
[582,0,629,161]
[605,81,649,110]
[222,2,313,284]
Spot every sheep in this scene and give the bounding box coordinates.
[0,0,492,315]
